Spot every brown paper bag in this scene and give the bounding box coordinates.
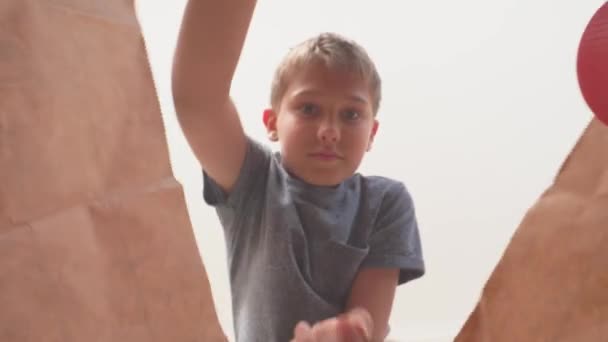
[0,1,226,340]
[455,118,608,341]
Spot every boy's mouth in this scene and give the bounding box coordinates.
[308,152,343,161]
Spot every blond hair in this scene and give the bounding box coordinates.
[270,32,382,114]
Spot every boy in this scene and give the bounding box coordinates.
[172,1,425,341]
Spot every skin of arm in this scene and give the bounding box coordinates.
[172,0,258,193]
[345,268,399,341]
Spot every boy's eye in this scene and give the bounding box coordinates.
[342,109,361,120]
[299,103,320,115]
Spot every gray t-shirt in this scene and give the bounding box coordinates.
[203,137,425,342]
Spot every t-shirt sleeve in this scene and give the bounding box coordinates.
[202,135,271,209]
[362,182,425,285]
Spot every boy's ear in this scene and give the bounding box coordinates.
[263,108,279,141]
[367,120,379,151]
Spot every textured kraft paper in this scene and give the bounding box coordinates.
[0,1,226,341]
[455,119,608,341]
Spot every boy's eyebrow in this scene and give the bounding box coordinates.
[291,89,369,104]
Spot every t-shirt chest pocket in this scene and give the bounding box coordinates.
[308,239,369,308]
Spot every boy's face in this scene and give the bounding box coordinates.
[264,61,379,186]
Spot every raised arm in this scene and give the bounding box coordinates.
[172,0,257,192]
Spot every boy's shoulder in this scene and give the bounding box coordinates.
[359,174,406,188]
[356,174,412,201]
[344,173,416,219]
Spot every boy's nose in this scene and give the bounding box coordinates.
[318,123,340,143]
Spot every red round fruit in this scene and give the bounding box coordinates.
[577,2,608,126]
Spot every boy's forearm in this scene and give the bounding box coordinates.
[172,0,257,105]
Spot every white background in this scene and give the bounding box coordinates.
[135,1,602,340]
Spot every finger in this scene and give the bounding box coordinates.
[332,315,367,342]
[293,321,314,342]
[345,308,373,341]
[311,317,341,342]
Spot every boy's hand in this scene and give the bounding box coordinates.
[290,308,374,342]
